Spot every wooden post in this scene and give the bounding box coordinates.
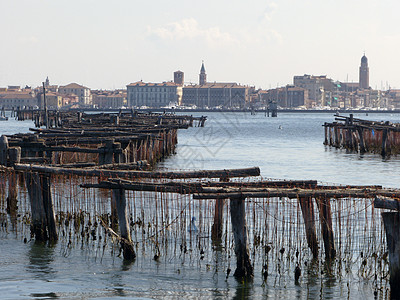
[299,197,318,259]
[0,135,9,166]
[25,172,48,241]
[382,128,388,158]
[334,124,340,148]
[382,212,400,299]
[211,198,225,240]
[6,147,21,216]
[41,175,58,242]
[316,197,335,260]
[230,196,253,278]
[324,123,328,145]
[112,188,136,260]
[357,126,366,154]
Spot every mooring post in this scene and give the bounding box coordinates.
[6,147,21,216]
[25,172,48,241]
[299,196,318,259]
[382,128,388,158]
[0,135,9,166]
[230,196,253,278]
[382,212,400,299]
[112,188,136,260]
[316,197,336,260]
[212,176,229,241]
[41,174,58,242]
[211,197,225,241]
[356,126,366,154]
[323,123,328,145]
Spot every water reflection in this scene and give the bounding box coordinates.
[26,241,56,279]
[233,280,254,300]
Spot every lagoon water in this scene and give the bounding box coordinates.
[0,111,398,299]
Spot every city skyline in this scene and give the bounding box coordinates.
[1,0,399,90]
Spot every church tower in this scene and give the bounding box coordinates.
[199,61,207,85]
[359,54,369,89]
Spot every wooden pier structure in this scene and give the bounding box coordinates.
[324,114,400,157]
[3,110,400,297]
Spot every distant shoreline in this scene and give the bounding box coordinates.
[7,107,400,114]
[82,108,400,114]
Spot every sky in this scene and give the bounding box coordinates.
[0,0,399,90]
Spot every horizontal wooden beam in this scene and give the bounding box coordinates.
[13,164,260,179]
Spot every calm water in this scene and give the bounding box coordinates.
[0,111,398,299]
[160,111,400,188]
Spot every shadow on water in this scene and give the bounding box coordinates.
[26,241,56,279]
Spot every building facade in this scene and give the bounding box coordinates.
[127,81,182,108]
[293,74,334,106]
[0,90,37,109]
[58,83,92,105]
[92,90,127,109]
[182,83,250,108]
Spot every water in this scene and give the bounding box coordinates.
[0,111,397,299]
[159,111,400,188]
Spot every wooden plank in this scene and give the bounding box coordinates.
[14,164,261,179]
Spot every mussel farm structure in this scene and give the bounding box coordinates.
[2,111,400,298]
[324,114,400,157]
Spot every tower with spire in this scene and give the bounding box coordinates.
[199,61,207,85]
[359,53,369,89]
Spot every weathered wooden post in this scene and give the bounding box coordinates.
[230,196,253,278]
[299,196,318,259]
[382,128,388,158]
[0,135,9,166]
[99,140,114,165]
[112,188,136,260]
[316,197,335,259]
[113,142,127,164]
[41,175,58,242]
[382,212,400,299]
[356,126,366,154]
[334,123,340,148]
[211,197,225,241]
[25,172,48,241]
[6,147,21,216]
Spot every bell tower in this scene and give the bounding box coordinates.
[199,61,207,85]
[359,53,369,89]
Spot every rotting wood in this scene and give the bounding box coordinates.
[112,188,136,260]
[316,197,335,260]
[299,196,318,259]
[382,212,400,299]
[230,196,253,278]
[14,164,261,179]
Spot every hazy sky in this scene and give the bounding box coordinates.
[0,0,398,90]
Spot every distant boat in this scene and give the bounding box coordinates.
[0,116,8,121]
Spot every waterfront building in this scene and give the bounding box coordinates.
[293,75,334,106]
[39,92,63,109]
[92,90,127,109]
[58,83,92,105]
[127,81,182,108]
[264,85,309,108]
[359,54,370,89]
[182,82,250,108]
[0,90,37,109]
